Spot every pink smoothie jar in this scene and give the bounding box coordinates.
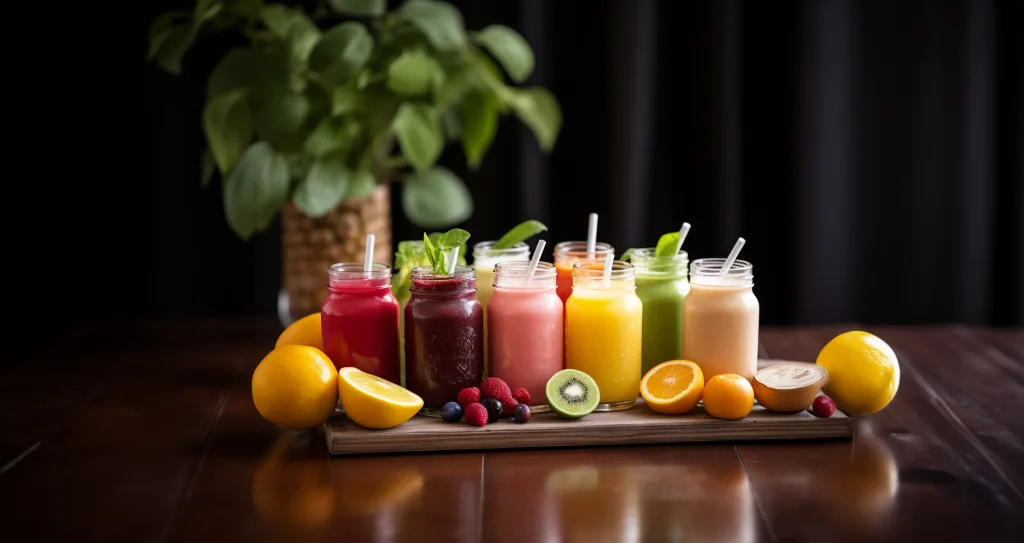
[488,261,564,410]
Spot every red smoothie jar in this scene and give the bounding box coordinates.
[321,263,401,383]
[404,266,484,412]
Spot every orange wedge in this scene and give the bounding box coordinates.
[641,360,705,414]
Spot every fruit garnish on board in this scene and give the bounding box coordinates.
[640,360,704,415]
[337,367,422,429]
[702,374,754,420]
[752,362,829,413]
[546,369,600,419]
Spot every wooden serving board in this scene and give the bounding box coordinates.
[324,398,852,455]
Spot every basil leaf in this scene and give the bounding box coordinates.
[439,228,470,249]
[493,220,546,250]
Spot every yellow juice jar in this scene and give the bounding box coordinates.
[565,260,643,411]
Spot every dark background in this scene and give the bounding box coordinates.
[8,0,1022,352]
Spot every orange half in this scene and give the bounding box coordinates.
[641,360,705,414]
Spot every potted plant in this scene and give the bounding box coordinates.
[147,0,561,320]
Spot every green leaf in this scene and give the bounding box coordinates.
[655,232,681,257]
[153,26,192,74]
[304,118,360,156]
[494,220,547,250]
[434,68,470,109]
[346,169,377,199]
[402,167,473,228]
[328,0,385,17]
[252,91,310,151]
[194,0,223,29]
[399,0,466,51]
[619,248,637,262]
[261,5,321,64]
[387,51,440,97]
[202,90,253,174]
[392,103,443,171]
[440,108,461,140]
[331,86,359,116]
[207,49,289,99]
[309,22,374,88]
[459,89,498,169]
[201,149,216,188]
[148,11,189,60]
[224,0,262,18]
[509,88,562,152]
[223,142,290,239]
[474,25,534,83]
[439,228,470,249]
[422,232,440,271]
[293,158,349,217]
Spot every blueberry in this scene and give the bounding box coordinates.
[441,401,464,422]
[513,404,531,423]
[481,398,502,423]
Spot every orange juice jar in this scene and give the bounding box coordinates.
[553,241,615,303]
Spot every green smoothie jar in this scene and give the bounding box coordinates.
[630,248,690,376]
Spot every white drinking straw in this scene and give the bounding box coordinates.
[719,237,746,276]
[602,253,614,285]
[363,233,375,274]
[586,213,598,258]
[446,246,459,275]
[525,239,547,286]
[674,222,692,254]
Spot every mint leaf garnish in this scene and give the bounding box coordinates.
[493,220,547,250]
[655,232,680,257]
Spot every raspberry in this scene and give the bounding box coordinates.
[811,395,836,418]
[511,387,532,405]
[480,377,519,413]
[464,403,488,426]
[457,387,481,407]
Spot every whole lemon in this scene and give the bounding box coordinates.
[816,331,900,415]
[252,345,338,430]
[275,313,323,351]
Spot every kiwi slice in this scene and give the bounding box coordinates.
[546,369,601,419]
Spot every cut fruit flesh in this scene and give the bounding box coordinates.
[546,369,600,419]
[641,360,704,414]
[339,367,422,406]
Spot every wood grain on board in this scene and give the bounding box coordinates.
[324,397,851,455]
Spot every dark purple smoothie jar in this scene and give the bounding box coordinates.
[404,266,484,413]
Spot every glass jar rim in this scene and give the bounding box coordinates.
[628,247,689,276]
[493,261,557,288]
[473,240,530,254]
[328,262,391,280]
[572,260,635,280]
[410,265,476,281]
[554,241,615,259]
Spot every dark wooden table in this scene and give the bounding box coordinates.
[1,320,1021,542]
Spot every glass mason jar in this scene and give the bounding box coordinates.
[553,241,616,303]
[321,263,401,383]
[682,259,759,381]
[630,248,691,376]
[472,241,530,376]
[404,266,484,412]
[565,260,643,411]
[488,261,563,410]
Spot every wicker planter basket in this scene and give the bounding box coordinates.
[279,184,393,324]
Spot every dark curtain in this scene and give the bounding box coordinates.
[30,0,1019,341]
[435,0,1023,326]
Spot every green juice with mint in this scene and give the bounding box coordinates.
[630,249,690,376]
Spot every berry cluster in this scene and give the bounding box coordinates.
[442,377,532,426]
